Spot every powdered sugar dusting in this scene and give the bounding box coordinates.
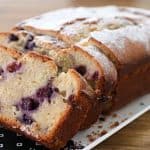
[91,24,150,64]
[16,6,149,33]
[35,35,69,49]
[76,39,117,89]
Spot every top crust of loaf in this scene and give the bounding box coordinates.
[14,6,150,35]
[0,45,22,59]
[24,51,57,68]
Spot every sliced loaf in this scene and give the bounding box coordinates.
[0,31,103,128]
[0,46,94,149]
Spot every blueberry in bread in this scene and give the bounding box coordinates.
[0,46,95,149]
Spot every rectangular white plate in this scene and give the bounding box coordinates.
[72,94,150,150]
[0,95,149,150]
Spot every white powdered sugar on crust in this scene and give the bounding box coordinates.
[16,7,101,31]
[16,6,150,33]
[76,39,117,87]
[91,24,150,64]
[118,6,150,18]
[16,6,120,31]
[35,35,69,49]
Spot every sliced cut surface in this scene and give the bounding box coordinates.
[0,46,94,149]
[0,31,69,57]
[0,31,103,128]
[0,31,104,93]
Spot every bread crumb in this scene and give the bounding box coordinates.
[99,130,107,136]
[110,121,119,129]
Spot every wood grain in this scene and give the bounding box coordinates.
[0,0,150,150]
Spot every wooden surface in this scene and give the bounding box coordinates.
[0,0,150,150]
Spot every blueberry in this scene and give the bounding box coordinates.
[54,87,59,93]
[22,114,33,125]
[47,88,53,98]
[37,87,53,99]
[21,97,39,111]
[92,71,99,80]
[36,88,45,97]
[24,41,36,50]
[8,34,19,42]
[68,94,78,107]
[7,62,22,73]
[75,65,86,76]
[68,95,75,101]
[0,67,4,75]
[27,34,34,41]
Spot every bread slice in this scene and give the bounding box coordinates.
[0,31,103,129]
[0,46,94,149]
[75,39,117,112]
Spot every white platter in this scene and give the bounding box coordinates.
[72,94,150,150]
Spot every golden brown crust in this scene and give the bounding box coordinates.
[0,45,22,59]
[0,32,11,37]
[114,63,150,110]
[69,69,101,129]
[13,26,58,37]
[23,51,58,73]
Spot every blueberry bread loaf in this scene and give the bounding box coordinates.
[0,45,95,149]
[1,5,150,114]
[0,6,150,149]
[13,6,150,111]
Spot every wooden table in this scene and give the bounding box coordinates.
[0,0,150,150]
